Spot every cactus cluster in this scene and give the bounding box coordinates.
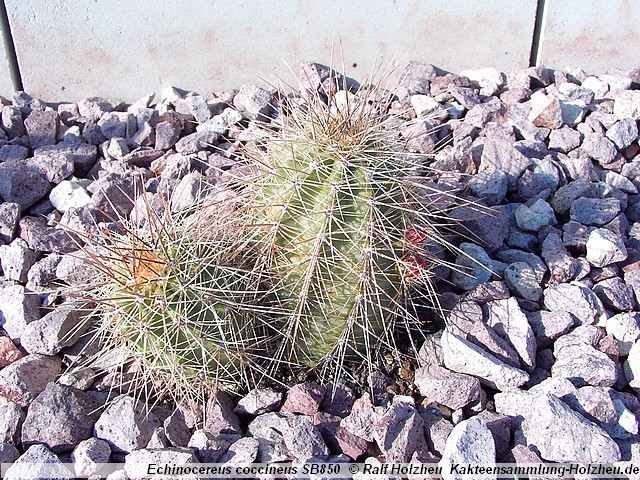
[77,67,467,403]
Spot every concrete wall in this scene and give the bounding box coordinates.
[0,0,638,102]
[537,0,640,72]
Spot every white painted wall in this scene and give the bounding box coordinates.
[4,0,537,101]
[0,1,638,101]
[537,0,640,72]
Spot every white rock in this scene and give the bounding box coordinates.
[410,94,447,119]
[460,67,505,96]
[623,340,640,393]
[514,199,556,232]
[450,243,493,291]
[440,417,496,480]
[582,76,609,99]
[586,227,628,267]
[606,312,640,356]
[494,391,620,463]
[614,90,640,120]
[484,297,536,372]
[49,180,92,213]
[441,330,529,390]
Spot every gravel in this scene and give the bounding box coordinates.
[1,60,640,471]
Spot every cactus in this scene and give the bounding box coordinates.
[79,195,267,402]
[241,82,459,377]
[74,65,470,401]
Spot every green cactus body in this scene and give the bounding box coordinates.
[89,207,262,399]
[249,96,419,368]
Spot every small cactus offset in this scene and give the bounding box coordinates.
[240,75,460,377]
[79,196,267,402]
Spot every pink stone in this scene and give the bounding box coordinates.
[281,382,326,416]
[0,336,23,368]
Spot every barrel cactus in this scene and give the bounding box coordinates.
[240,80,459,377]
[81,196,266,402]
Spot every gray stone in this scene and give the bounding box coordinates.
[89,173,137,221]
[624,340,640,393]
[205,391,243,436]
[234,387,283,416]
[219,436,259,465]
[0,402,24,445]
[570,197,620,226]
[247,412,296,462]
[97,112,135,140]
[340,394,382,442]
[460,281,510,304]
[467,320,521,368]
[526,310,574,349]
[0,283,41,340]
[178,94,211,123]
[467,170,508,205]
[543,282,606,325]
[49,180,92,213]
[606,118,638,150]
[439,417,496,480]
[1,105,25,137]
[77,97,118,120]
[0,144,28,162]
[0,443,20,463]
[169,171,210,213]
[174,129,220,154]
[4,444,73,480]
[581,133,618,164]
[528,91,563,129]
[478,138,531,188]
[0,203,20,244]
[0,160,51,209]
[373,397,425,463]
[0,354,61,407]
[20,302,89,356]
[18,216,78,254]
[450,204,510,252]
[22,382,98,453]
[541,232,578,284]
[106,137,130,159]
[560,99,588,126]
[93,394,160,453]
[594,278,636,312]
[450,242,493,290]
[495,249,547,284]
[441,330,529,390]
[514,199,556,232]
[0,238,37,283]
[163,407,193,448]
[124,447,198,479]
[58,366,96,391]
[281,382,326,416]
[187,429,239,463]
[552,342,617,387]
[28,151,75,185]
[586,227,628,267]
[606,312,640,356]
[154,121,181,150]
[613,90,640,119]
[494,391,620,463]
[414,365,480,410]
[504,261,542,301]
[71,438,111,477]
[233,85,272,121]
[281,415,329,462]
[516,158,560,200]
[506,102,550,142]
[484,297,536,372]
[24,110,58,149]
[604,170,638,194]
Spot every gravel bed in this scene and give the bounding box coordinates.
[1,61,640,478]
